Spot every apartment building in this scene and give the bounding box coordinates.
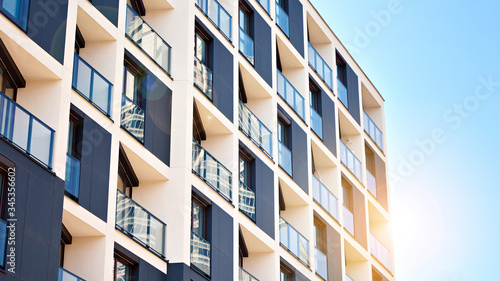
[0,0,394,280]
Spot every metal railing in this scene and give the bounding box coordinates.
[310,107,323,139]
[240,267,259,281]
[72,53,113,116]
[276,69,305,120]
[315,248,328,280]
[312,175,339,220]
[366,169,377,198]
[279,216,310,266]
[370,233,392,271]
[363,111,383,151]
[194,56,213,100]
[337,78,348,109]
[275,2,289,37]
[343,205,354,236]
[308,43,333,90]
[239,181,256,221]
[121,94,145,143]
[339,141,362,181]
[58,267,86,281]
[257,0,270,14]
[278,141,292,176]
[196,0,232,40]
[125,6,172,75]
[192,140,232,202]
[191,231,211,276]
[0,91,54,168]
[238,101,272,157]
[115,190,166,256]
[65,154,81,199]
[239,27,255,65]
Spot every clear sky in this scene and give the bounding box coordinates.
[309,0,500,280]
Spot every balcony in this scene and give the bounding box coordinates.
[238,101,273,158]
[312,175,339,220]
[191,231,211,276]
[278,141,292,176]
[370,233,392,271]
[240,267,259,281]
[275,2,289,37]
[366,169,377,198]
[65,154,81,199]
[196,0,232,40]
[343,205,354,236]
[121,94,145,143]
[310,107,323,139]
[58,268,86,281]
[192,140,232,202]
[239,28,255,65]
[0,92,54,168]
[308,43,333,90]
[72,54,113,116]
[339,141,362,182]
[315,248,327,280]
[239,181,256,221]
[337,78,348,109]
[363,111,383,151]
[115,190,166,257]
[279,216,310,266]
[194,56,213,100]
[125,6,172,75]
[277,69,305,120]
[257,0,270,15]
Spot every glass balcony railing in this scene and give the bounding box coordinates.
[346,274,354,281]
[363,111,383,151]
[312,175,339,220]
[121,95,145,143]
[125,6,172,75]
[239,28,255,65]
[343,205,354,236]
[72,53,113,116]
[310,107,323,139]
[0,219,6,268]
[279,216,310,266]
[366,169,377,198]
[196,0,232,40]
[65,154,81,199]
[0,92,54,168]
[278,141,292,176]
[339,141,362,181]
[337,78,348,109]
[238,101,273,157]
[239,181,256,221]
[192,140,232,202]
[308,43,333,90]
[240,267,259,281]
[275,2,289,37]
[370,233,392,271]
[116,190,166,257]
[257,0,270,14]
[194,56,213,100]
[277,70,305,120]
[58,267,86,281]
[191,231,211,276]
[315,248,328,280]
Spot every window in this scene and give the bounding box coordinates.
[59,224,72,268]
[342,180,352,211]
[239,3,251,35]
[195,28,209,65]
[280,264,293,281]
[239,152,252,187]
[191,197,206,239]
[114,252,134,281]
[0,0,29,30]
[314,218,326,252]
[67,111,83,160]
[366,146,375,176]
[74,26,85,55]
[276,0,286,10]
[123,60,143,106]
[117,146,139,198]
[336,54,346,86]
[278,117,290,147]
[310,81,321,112]
[0,62,16,100]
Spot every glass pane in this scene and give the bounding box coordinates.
[192,202,204,237]
[140,24,156,58]
[288,227,298,256]
[285,83,294,106]
[30,119,52,165]
[279,218,288,246]
[219,8,232,39]
[299,235,309,265]
[115,259,130,281]
[3,0,20,18]
[65,155,80,198]
[92,74,111,113]
[75,60,92,98]
[150,216,165,254]
[11,107,29,150]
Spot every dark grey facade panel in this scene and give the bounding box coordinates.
[321,89,337,157]
[137,258,167,280]
[254,156,275,239]
[211,37,234,122]
[167,262,208,281]
[289,0,304,57]
[90,0,119,26]
[346,63,361,124]
[291,119,308,194]
[253,8,273,86]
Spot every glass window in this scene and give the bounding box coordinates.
[278,118,288,146]
[239,155,251,187]
[342,183,352,210]
[0,0,29,30]
[336,56,346,85]
[310,90,319,111]
[195,33,208,65]
[280,265,292,281]
[123,65,140,105]
[114,255,133,281]
[0,63,17,101]
[239,6,250,34]
[276,0,285,10]
[192,199,205,238]
[67,111,83,159]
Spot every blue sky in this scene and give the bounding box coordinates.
[309,0,500,280]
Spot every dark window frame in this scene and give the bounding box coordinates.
[123,58,145,108]
[195,26,211,67]
[336,53,347,85]
[191,196,208,239]
[113,251,135,281]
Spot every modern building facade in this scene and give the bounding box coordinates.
[0,0,394,280]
